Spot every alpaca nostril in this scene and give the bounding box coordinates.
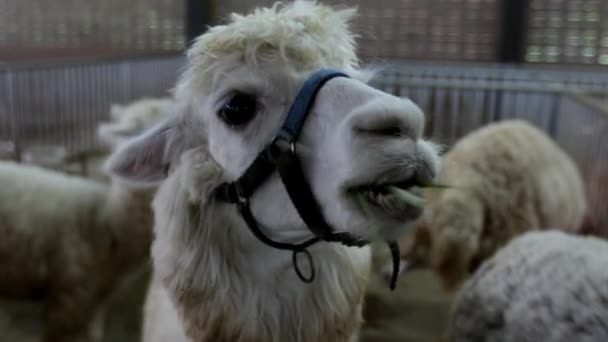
[358,126,403,137]
[354,118,409,138]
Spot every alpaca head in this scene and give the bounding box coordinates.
[98,98,173,149]
[106,1,440,247]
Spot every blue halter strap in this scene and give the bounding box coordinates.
[278,68,349,142]
[214,68,350,216]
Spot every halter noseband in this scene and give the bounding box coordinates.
[214,68,401,290]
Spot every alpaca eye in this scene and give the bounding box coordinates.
[218,92,258,127]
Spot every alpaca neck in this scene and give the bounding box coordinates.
[153,199,371,342]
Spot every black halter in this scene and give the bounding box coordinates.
[214,68,401,290]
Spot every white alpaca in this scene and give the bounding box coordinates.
[0,161,155,342]
[394,119,587,290]
[106,1,440,341]
[21,145,68,172]
[97,97,173,150]
[448,230,608,342]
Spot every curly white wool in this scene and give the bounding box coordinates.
[0,161,154,342]
[448,230,608,342]
[396,119,587,290]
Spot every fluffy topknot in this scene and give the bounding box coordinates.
[179,1,360,93]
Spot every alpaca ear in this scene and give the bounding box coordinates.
[104,117,183,187]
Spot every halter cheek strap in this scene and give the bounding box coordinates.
[215,68,354,250]
[278,69,347,141]
[214,68,401,290]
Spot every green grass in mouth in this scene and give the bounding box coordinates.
[388,186,426,208]
[352,183,452,241]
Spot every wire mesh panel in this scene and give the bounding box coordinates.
[525,0,608,64]
[211,0,501,62]
[352,0,500,61]
[0,0,185,61]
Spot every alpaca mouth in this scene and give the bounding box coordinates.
[350,178,426,222]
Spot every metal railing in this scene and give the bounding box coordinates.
[373,60,608,93]
[0,54,185,160]
[0,56,606,231]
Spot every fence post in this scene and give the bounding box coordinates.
[547,92,562,138]
[120,61,132,103]
[186,0,212,47]
[5,71,21,161]
[498,0,528,63]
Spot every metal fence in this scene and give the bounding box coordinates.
[0,55,185,160]
[374,60,608,92]
[3,57,607,157]
[0,56,607,230]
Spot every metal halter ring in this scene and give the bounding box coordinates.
[234,183,249,206]
[292,249,315,283]
[270,136,297,157]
